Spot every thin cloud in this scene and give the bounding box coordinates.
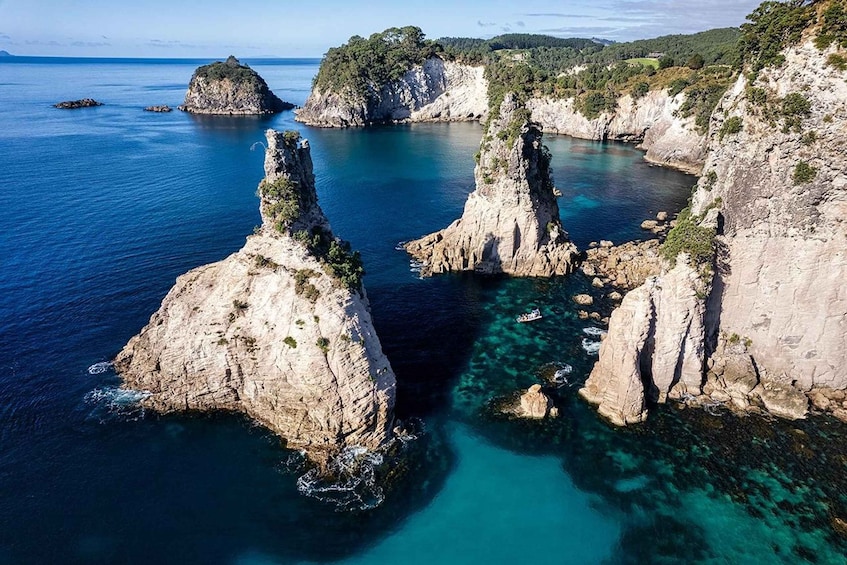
[71,41,111,47]
[477,20,497,27]
[25,39,63,46]
[0,33,10,40]
[539,26,622,36]
[516,21,526,27]
[147,39,201,49]
[523,13,594,18]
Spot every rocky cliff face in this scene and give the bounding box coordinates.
[527,90,707,174]
[115,130,396,464]
[295,56,487,127]
[179,56,294,115]
[581,34,847,424]
[404,95,579,277]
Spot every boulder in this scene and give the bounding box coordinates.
[519,384,553,419]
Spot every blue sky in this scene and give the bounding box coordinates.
[0,0,764,57]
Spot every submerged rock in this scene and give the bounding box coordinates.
[404,94,578,277]
[179,56,294,115]
[115,129,395,465]
[54,98,102,109]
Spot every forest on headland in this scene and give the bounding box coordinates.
[312,1,846,124]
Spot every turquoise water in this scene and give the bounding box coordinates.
[0,57,845,564]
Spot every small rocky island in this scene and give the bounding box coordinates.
[54,98,103,109]
[144,105,172,113]
[405,94,579,277]
[115,129,396,466]
[179,56,294,115]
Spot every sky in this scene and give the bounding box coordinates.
[0,0,765,58]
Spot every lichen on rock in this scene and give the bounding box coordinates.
[115,129,395,466]
[404,94,579,277]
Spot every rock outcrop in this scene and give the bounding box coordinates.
[580,261,709,424]
[527,90,707,174]
[179,56,294,115]
[115,129,396,464]
[519,384,554,419]
[54,98,103,109]
[295,56,487,127]
[144,105,172,113]
[581,24,847,424]
[404,95,579,277]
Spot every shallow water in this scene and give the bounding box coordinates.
[0,57,845,564]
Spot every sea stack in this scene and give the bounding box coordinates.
[405,93,578,276]
[581,11,847,425]
[115,129,396,464]
[179,56,294,115]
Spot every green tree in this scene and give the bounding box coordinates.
[687,53,705,69]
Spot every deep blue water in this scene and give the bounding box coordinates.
[1,58,846,564]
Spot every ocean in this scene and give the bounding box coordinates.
[0,57,845,564]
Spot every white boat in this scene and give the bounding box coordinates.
[516,308,542,323]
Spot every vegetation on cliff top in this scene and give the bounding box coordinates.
[313,26,443,100]
[193,55,264,86]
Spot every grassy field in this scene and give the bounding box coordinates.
[625,57,660,69]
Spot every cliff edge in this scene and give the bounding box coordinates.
[115,129,396,464]
[296,55,487,127]
[581,6,847,424]
[405,94,579,277]
[179,56,294,115]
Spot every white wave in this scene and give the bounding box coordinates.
[582,327,607,337]
[553,365,574,385]
[582,339,602,356]
[87,361,113,375]
[296,445,386,511]
[84,386,151,422]
[394,241,408,251]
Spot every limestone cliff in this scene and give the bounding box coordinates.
[115,129,396,464]
[527,90,707,174]
[582,27,847,424]
[295,56,487,127]
[179,56,294,115]
[404,94,578,277]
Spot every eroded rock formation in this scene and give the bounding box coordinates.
[179,56,294,115]
[404,95,579,277]
[295,56,487,127]
[115,129,396,464]
[581,29,847,424]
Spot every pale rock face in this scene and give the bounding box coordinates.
[404,95,579,277]
[693,40,847,394]
[115,130,396,464]
[580,261,707,424]
[582,37,847,425]
[295,56,488,127]
[519,384,553,419]
[526,90,707,174]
